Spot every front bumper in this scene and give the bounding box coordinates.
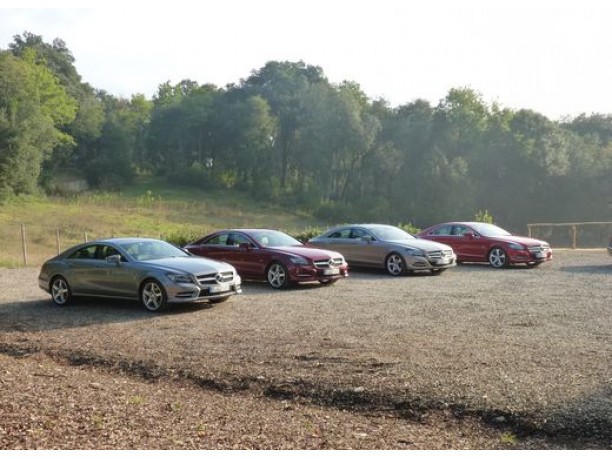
[406,255,457,271]
[507,249,553,264]
[166,276,242,304]
[289,265,349,283]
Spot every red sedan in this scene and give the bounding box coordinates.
[417,222,552,268]
[183,229,348,288]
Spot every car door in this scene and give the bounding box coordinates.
[190,232,232,262]
[316,228,355,261]
[453,225,487,261]
[91,244,139,298]
[347,227,380,266]
[63,244,104,295]
[228,232,262,278]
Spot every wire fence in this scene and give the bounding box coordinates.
[1,224,165,268]
[527,221,612,249]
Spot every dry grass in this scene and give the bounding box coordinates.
[0,178,319,267]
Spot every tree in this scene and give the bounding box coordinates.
[0,50,76,200]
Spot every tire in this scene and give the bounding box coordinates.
[140,279,167,312]
[51,276,72,306]
[266,262,290,289]
[209,296,231,304]
[385,252,405,276]
[488,248,509,268]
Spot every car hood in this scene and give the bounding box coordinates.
[489,235,549,247]
[387,238,454,252]
[140,256,234,273]
[270,246,344,260]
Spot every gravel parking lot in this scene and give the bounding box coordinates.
[0,250,610,449]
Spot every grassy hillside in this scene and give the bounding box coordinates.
[0,177,323,267]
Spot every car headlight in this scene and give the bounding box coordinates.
[404,247,425,257]
[166,272,194,284]
[289,255,310,265]
[508,242,525,250]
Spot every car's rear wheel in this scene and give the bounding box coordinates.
[140,279,167,312]
[267,262,290,289]
[385,252,405,276]
[488,248,509,268]
[51,276,72,305]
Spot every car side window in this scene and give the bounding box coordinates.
[97,245,126,261]
[68,245,97,260]
[350,228,368,239]
[230,233,250,247]
[328,228,351,239]
[432,226,453,236]
[452,226,472,236]
[205,234,229,245]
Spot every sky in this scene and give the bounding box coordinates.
[1,0,611,120]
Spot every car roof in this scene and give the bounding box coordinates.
[89,237,164,244]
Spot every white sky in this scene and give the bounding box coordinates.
[1,0,611,120]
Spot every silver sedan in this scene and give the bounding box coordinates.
[38,237,242,312]
[308,224,457,276]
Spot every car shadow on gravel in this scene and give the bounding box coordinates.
[0,298,216,333]
[560,264,612,274]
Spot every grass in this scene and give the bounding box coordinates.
[0,177,323,268]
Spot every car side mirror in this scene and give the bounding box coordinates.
[106,254,122,265]
[361,235,373,243]
[239,242,252,250]
[464,232,475,239]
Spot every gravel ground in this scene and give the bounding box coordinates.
[0,249,610,450]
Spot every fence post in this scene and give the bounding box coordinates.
[571,225,577,249]
[21,224,28,267]
[527,224,532,238]
[56,229,61,255]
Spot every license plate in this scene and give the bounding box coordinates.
[210,283,230,293]
[535,252,547,258]
[323,268,340,276]
[435,259,449,265]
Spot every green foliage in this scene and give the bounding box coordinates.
[2,34,612,231]
[474,209,494,224]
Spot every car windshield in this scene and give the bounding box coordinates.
[251,231,302,247]
[119,240,188,261]
[369,226,416,241]
[470,223,512,237]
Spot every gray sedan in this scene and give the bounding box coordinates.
[38,237,242,312]
[308,224,457,276]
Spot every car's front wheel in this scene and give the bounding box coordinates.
[385,252,405,276]
[51,276,72,305]
[267,262,290,289]
[140,279,167,312]
[488,248,509,268]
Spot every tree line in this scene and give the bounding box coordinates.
[1,32,611,230]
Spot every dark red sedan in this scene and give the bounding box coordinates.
[417,222,552,268]
[183,229,348,288]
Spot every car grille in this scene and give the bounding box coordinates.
[314,257,344,268]
[528,244,551,253]
[196,271,235,285]
[427,249,454,260]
